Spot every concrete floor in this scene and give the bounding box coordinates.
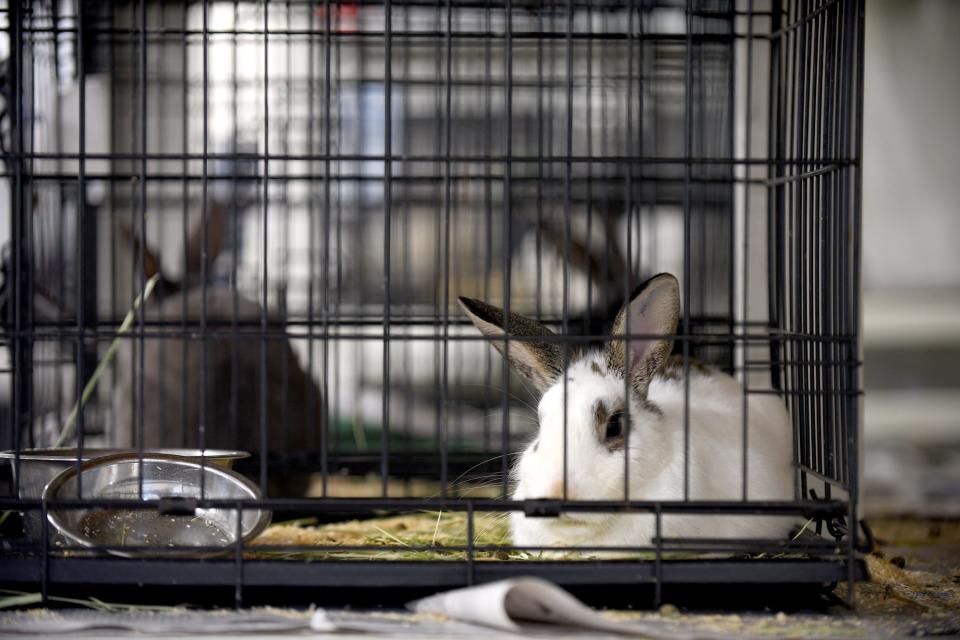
[1,603,958,639]
[2,523,958,640]
[3,440,959,638]
[2,514,959,637]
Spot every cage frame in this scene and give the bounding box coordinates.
[0,0,866,608]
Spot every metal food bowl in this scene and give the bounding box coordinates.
[0,448,249,541]
[0,448,249,501]
[41,453,270,557]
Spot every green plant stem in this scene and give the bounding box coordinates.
[55,273,160,448]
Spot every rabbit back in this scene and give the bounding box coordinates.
[110,287,324,458]
[644,362,794,503]
[510,362,796,550]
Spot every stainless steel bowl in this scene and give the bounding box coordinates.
[1,448,249,541]
[0,448,249,501]
[41,453,270,558]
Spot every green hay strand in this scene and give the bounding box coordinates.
[55,273,161,447]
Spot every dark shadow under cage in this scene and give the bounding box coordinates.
[0,0,865,607]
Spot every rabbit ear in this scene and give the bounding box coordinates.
[458,297,563,393]
[116,221,162,280]
[538,212,628,296]
[605,273,680,398]
[185,200,227,276]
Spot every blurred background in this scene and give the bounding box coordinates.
[861,0,960,517]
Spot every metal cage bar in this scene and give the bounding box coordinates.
[0,0,865,606]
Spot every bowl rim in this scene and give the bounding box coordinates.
[41,452,271,558]
[0,448,250,463]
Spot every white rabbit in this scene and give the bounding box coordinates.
[458,273,796,553]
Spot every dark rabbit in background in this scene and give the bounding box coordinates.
[110,201,324,495]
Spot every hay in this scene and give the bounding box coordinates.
[249,512,747,561]
[852,517,960,615]
[862,552,960,612]
[249,511,520,561]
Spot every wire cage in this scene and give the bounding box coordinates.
[0,0,865,607]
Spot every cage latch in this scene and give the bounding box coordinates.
[523,500,562,518]
[159,497,198,516]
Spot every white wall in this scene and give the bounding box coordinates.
[862,0,960,442]
[862,0,960,291]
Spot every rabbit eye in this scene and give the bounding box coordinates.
[605,412,626,440]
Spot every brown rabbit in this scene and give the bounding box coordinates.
[110,201,324,496]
